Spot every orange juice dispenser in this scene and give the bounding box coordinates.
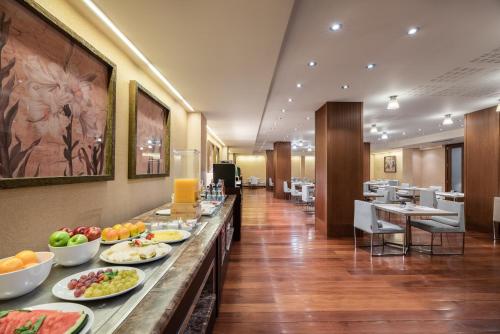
[171,149,201,220]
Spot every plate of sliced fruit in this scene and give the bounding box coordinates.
[52,267,145,301]
[100,239,172,265]
[0,302,93,334]
[100,222,147,245]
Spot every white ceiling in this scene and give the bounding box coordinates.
[79,0,500,153]
[258,0,500,152]
[89,0,294,148]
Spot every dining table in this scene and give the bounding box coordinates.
[436,191,465,201]
[373,203,457,254]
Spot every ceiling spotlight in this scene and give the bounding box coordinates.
[281,108,286,113]
[366,63,376,70]
[292,145,297,150]
[402,132,406,136]
[341,84,349,89]
[370,124,378,133]
[308,60,317,67]
[296,83,302,88]
[442,114,454,125]
[329,22,342,31]
[288,98,293,102]
[298,140,303,147]
[387,95,400,110]
[307,147,312,152]
[381,132,389,140]
[407,27,420,35]
[496,99,500,112]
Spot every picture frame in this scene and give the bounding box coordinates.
[384,155,397,173]
[128,80,170,179]
[0,0,116,189]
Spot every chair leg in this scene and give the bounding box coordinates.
[494,221,498,240]
[370,234,373,256]
[354,227,357,249]
[430,233,434,255]
[462,232,465,254]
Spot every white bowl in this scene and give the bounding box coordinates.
[0,252,54,300]
[49,237,101,266]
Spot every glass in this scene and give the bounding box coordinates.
[450,146,462,192]
[173,150,201,203]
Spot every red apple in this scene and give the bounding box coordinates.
[59,227,74,237]
[85,226,101,241]
[73,226,89,236]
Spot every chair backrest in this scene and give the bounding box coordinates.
[387,186,398,202]
[302,186,310,202]
[249,176,258,185]
[283,181,289,192]
[494,197,500,222]
[388,180,399,186]
[436,200,465,230]
[401,183,410,188]
[269,178,274,187]
[354,200,378,233]
[363,182,370,193]
[375,188,390,203]
[420,189,437,208]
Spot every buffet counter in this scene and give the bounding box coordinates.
[2,196,236,334]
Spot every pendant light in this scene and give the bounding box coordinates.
[442,114,453,125]
[387,96,400,110]
[381,132,389,140]
[370,124,378,133]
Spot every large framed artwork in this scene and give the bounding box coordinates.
[384,155,397,173]
[128,81,170,179]
[0,0,116,189]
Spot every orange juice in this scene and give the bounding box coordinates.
[174,178,199,203]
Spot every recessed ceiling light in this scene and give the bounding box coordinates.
[370,124,378,133]
[281,108,286,113]
[341,84,349,89]
[298,140,303,147]
[307,146,312,152]
[387,95,400,110]
[308,60,317,67]
[418,128,422,131]
[366,63,376,70]
[292,145,297,150]
[402,132,406,136]
[329,22,343,31]
[407,27,420,35]
[306,116,311,120]
[381,132,389,140]
[288,98,293,102]
[442,114,454,125]
[296,83,302,88]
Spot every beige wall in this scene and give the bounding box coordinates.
[419,148,445,188]
[371,149,403,181]
[304,156,315,180]
[0,0,189,255]
[291,156,301,178]
[235,155,266,180]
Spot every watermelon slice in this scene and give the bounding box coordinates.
[0,309,87,334]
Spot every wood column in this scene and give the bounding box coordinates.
[265,150,275,191]
[315,102,363,238]
[464,106,500,233]
[273,142,291,199]
[363,142,370,182]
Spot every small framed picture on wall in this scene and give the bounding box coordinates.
[384,156,397,173]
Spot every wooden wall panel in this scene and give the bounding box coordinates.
[265,150,274,191]
[273,142,291,199]
[315,102,363,238]
[363,142,370,182]
[464,106,500,232]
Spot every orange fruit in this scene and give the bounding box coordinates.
[0,257,24,274]
[118,227,130,240]
[15,250,38,265]
[124,223,134,232]
[102,228,118,241]
[135,221,146,233]
[113,224,123,230]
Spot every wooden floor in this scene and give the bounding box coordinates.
[213,188,500,333]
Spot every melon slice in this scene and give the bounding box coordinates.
[0,309,88,334]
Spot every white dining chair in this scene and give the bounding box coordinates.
[353,200,406,256]
[420,189,437,208]
[290,182,302,204]
[429,185,445,199]
[302,185,314,214]
[363,182,370,193]
[268,177,274,188]
[410,199,465,255]
[283,181,292,200]
[493,197,500,240]
[388,180,400,186]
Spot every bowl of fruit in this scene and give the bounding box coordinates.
[0,250,55,300]
[48,226,101,267]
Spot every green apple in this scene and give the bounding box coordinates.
[67,234,88,246]
[49,231,70,247]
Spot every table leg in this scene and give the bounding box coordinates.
[405,216,411,254]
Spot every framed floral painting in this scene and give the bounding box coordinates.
[0,0,116,189]
[384,156,397,173]
[128,81,170,179]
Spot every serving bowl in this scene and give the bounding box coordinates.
[0,251,54,300]
[49,237,101,266]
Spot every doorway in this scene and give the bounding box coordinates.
[445,143,464,192]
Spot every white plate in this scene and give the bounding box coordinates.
[52,266,145,301]
[100,235,140,245]
[155,209,171,216]
[100,242,172,265]
[150,229,191,244]
[26,302,93,334]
